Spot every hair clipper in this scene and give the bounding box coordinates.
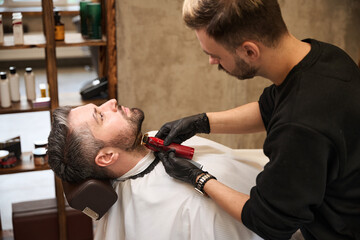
[141,134,202,169]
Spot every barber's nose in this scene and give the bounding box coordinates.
[209,56,219,65]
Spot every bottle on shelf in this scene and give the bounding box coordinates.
[80,0,92,38]
[24,67,36,101]
[9,66,20,102]
[87,3,102,39]
[12,12,24,45]
[0,72,12,108]
[54,11,65,41]
[39,83,47,98]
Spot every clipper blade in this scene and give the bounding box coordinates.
[141,133,149,146]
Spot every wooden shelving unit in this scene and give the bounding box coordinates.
[0,152,49,174]
[0,0,117,239]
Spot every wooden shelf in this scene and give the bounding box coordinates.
[0,97,49,114]
[0,33,46,49]
[0,5,79,16]
[0,92,107,115]
[56,33,107,47]
[0,33,106,50]
[0,152,50,175]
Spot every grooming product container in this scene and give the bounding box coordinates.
[80,0,92,37]
[54,11,65,41]
[9,66,20,102]
[87,3,101,39]
[24,67,36,101]
[0,150,17,168]
[0,72,11,108]
[34,140,48,149]
[33,147,48,166]
[12,12,24,45]
[39,83,47,98]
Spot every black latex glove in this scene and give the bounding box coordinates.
[158,150,205,187]
[155,113,210,146]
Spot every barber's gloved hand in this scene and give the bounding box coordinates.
[155,113,210,146]
[158,150,205,187]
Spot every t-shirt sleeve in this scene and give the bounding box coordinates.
[241,123,337,239]
[258,85,276,129]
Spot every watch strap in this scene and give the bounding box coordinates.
[194,172,216,196]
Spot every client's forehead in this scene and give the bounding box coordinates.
[68,104,94,128]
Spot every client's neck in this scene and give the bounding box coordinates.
[133,145,151,160]
[109,145,150,178]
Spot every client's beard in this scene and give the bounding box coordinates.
[108,108,145,152]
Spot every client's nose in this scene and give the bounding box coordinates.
[101,99,118,112]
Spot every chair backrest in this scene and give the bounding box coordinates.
[62,179,118,220]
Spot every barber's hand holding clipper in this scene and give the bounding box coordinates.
[155,113,211,145]
[156,113,217,195]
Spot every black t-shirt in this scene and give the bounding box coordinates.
[242,39,360,240]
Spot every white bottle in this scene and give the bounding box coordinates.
[0,14,4,45]
[9,66,20,102]
[12,12,24,45]
[24,67,36,101]
[0,72,12,108]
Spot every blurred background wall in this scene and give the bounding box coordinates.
[116,0,360,149]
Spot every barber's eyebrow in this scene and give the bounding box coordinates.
[203,49,220,59]
[93,107,99,124]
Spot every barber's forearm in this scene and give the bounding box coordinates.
[203,179,249,222]
[207,102,265,134]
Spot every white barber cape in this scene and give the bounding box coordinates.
[94,133,265,240]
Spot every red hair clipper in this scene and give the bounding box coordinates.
[142,133,194,160]
[141,134,202,169]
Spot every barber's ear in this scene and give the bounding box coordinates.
[95,147,119,167]
[237,41,260,60]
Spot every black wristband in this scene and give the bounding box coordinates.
[194,173,216,196]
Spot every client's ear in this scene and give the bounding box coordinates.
[95,147,119,167]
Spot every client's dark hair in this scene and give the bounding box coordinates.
[47,106,111,183]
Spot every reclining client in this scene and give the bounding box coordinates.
[47,99,264,240]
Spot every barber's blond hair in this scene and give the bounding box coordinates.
[183,0,288,50]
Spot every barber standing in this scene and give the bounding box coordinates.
[156,0,360,239]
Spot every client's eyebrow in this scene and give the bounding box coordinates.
[93,108,99,124]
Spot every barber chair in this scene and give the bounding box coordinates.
[11,180,117,239]
[62,179,118,220]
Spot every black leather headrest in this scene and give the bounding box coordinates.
[62,179,118,220]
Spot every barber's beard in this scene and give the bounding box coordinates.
[218,55,258,80]
[108,108,145,152]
